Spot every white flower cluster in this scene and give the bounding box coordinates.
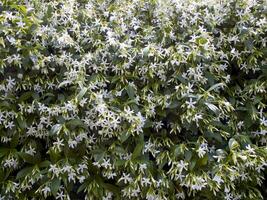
[0,0,266,199]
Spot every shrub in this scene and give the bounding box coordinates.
[0,0,266,199]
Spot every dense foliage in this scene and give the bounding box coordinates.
[0,0,266,199]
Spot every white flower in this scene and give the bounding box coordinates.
[239,172,248,181]
[225,193,233,200]
[175,173,185,181]
[49,164,57,172]
[191,176,207,191]
[6,76,16,88]
[132,187,140,197]
[193,113,203,125]
[135,112,146,134]
[56,191,65,200]
[78,175,85,183]
[25,145,36,156]
[115,90,122,96]
[255,163,267,173]
[107,172,117,179]
[124,106,134,120]
[93,161,101,167]
[3,157,18,168]
[103,192,113,200]
[189,34,198,43]
[260,117,267,126]
[230,48,240,60]
[213,175,224,184]
[101,158,112,169]
[153,121,163,132]
[77,163,88,173]
[177,160,188,173]
[96,102,107,114]
[68,139,77,148]
[146,194,159,200]
[17,20,25,28]
[68,171,76,182]
[0,112,4,124]
[186,98,196,109]
[237,121,244,129]
[141,177,151,187]
[62,165,72,173]
[5,12,14,20]
[5,121,15,129]
[79,98,88,107]
[41,186,51,197]
[196,143,208,158]
[245,144,255,154]
[53,138,64,150]
[176,191,185,199]
[139,163,147,173]
[118,173,133,184]
[27,126,37,136]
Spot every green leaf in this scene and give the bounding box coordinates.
[196,37,208,45]
[10,133,20,148]
[17,152,37,164]
[207,83,225,92]
[48,149,61,162]
[144,120,153,128]
[216,149,226,157]
[173,144,186,157]
[0,101,11,109]
[132,137,144,160]
[39,160,51,168]
[0,169,5,182]
[167,100,180,109]
[51,178,61,197]
[57,94,65,102]
[16,114,27,130]
[114,159,125,167]
[58,80,71,88]
[19,91,33,102]
[0,148,10,158]
[65,119,88,130]
[119,131,131,143]
[50,124,62,135]
[197,154,208,166]
[244,39,254,50]
[142,46,150,57]
[204,131,223,143]
[102,183,120,196]
[189,157,197,170]
[111,75,120,83]
[126,85,135,100]
[185,150,192,161]
[231,152,237,164]
[228,138,239,151]
[46,4,53,19]
[205,102,219,113]
[0,37,5,48]
[77,87,88,101]
[16,166,34,179]
[78,181,88,193]
[11,5,28,15]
